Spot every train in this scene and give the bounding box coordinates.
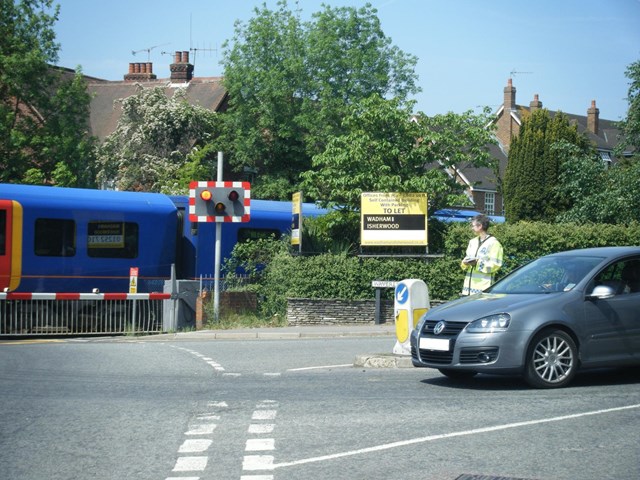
[0,183,505,295]
[0,183,327,294]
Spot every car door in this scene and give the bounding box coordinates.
[581,257,640,364]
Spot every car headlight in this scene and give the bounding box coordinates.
[465,313,511,333]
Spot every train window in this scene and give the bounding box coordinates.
[35,218,76,257]
[87,221,138,259]
[237,228,281,243]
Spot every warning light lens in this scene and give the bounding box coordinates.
[200,190,212,201]
[228,190,240,202]
[215,202,226,214]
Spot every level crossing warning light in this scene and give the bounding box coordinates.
[189,181,251,223]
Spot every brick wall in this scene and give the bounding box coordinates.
[286,298,395,325]
[221,291,258,312]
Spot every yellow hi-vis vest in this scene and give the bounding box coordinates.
[461,234,504,296]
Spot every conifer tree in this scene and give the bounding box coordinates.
[503,109,592,222]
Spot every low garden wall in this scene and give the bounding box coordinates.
[286,298,394,325]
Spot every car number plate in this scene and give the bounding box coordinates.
[420,337,450,351]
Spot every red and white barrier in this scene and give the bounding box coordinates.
[0,292,171,301]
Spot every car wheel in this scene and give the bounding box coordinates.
[524,329,578,388]
[438,368,477,379]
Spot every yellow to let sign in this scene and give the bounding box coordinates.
[360,192,428,246]
[291,192,302,246]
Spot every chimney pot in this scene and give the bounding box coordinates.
[529,93,542,111]
[587,99,599,135]
[128,63,134,74]
[174,51,181,63]
[504,78,516,111]
[182,51,189,63]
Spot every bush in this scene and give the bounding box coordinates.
[224,221,640,317]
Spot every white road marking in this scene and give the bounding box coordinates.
[185,424,217,435]
[240,476,273,480]
[287,364,352,371]
[206,361,225,371]
[252,410,277,420]
[178,439,213,453]
[248,424,275,434]
[243,455,275,471]
[208,401,228,408]
[196,414,220,421]
[172,456,208,471]
[246,438,275,451]
[271,403,640,470]
[166,477,200,480]
[263,372,281,377]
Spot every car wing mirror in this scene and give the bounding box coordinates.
[587,285,616,300]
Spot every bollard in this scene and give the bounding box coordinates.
[393,279,430,355]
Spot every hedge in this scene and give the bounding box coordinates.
[230,221,640,317]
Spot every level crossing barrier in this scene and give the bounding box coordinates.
[0,292,171,336]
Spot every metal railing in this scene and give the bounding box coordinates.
[0,293,170,336]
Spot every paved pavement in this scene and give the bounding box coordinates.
[147,323,414,368]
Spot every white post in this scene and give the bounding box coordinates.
[213,151,223,322]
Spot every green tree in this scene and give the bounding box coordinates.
[301,95,496,213]
[0,0,96,186]
[95,87,221,193]
[220,1,419,199]
[615,59,640,155]
[503,109,593,222]
[555,140,640,224]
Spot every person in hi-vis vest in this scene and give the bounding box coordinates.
[461,214,504,296]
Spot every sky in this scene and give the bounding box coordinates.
[52,0,640,121]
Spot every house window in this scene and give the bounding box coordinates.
[484,192,495,215]
[599,151,612,167]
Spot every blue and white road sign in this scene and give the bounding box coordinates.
[395,282,409,305]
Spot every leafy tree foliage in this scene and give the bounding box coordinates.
[220,1,419,199]
[0,0,95,186]
[554,142,640,224]
[615,59,640,155]
[95,87,221,193]
[301,95,497,213]
[503,109,593,222]
[299,95,496,247]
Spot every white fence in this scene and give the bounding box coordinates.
[0,293,171,336]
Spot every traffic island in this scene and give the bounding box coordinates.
[353,353,413,368]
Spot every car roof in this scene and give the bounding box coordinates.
[548,246,640,258]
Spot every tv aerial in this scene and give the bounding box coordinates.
[131,43,170,61]
[510,69,533,79]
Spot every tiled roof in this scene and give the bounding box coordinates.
[87,77,227,141]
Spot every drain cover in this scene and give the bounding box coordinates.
[456,476,538,480]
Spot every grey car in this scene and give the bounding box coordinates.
[410,246,640,388]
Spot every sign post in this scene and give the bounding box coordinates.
[291,191,302,254]
[188,152,251,322]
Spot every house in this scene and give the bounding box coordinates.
[85,51,228,142]
[457,78,628,216]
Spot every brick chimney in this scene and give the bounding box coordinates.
[529,93,542,111]
[170,50,194,83]
[124,62,157,82]
[504,78,516,111]
[587,100,599,135]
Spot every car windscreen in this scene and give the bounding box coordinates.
[488,255,605,294]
